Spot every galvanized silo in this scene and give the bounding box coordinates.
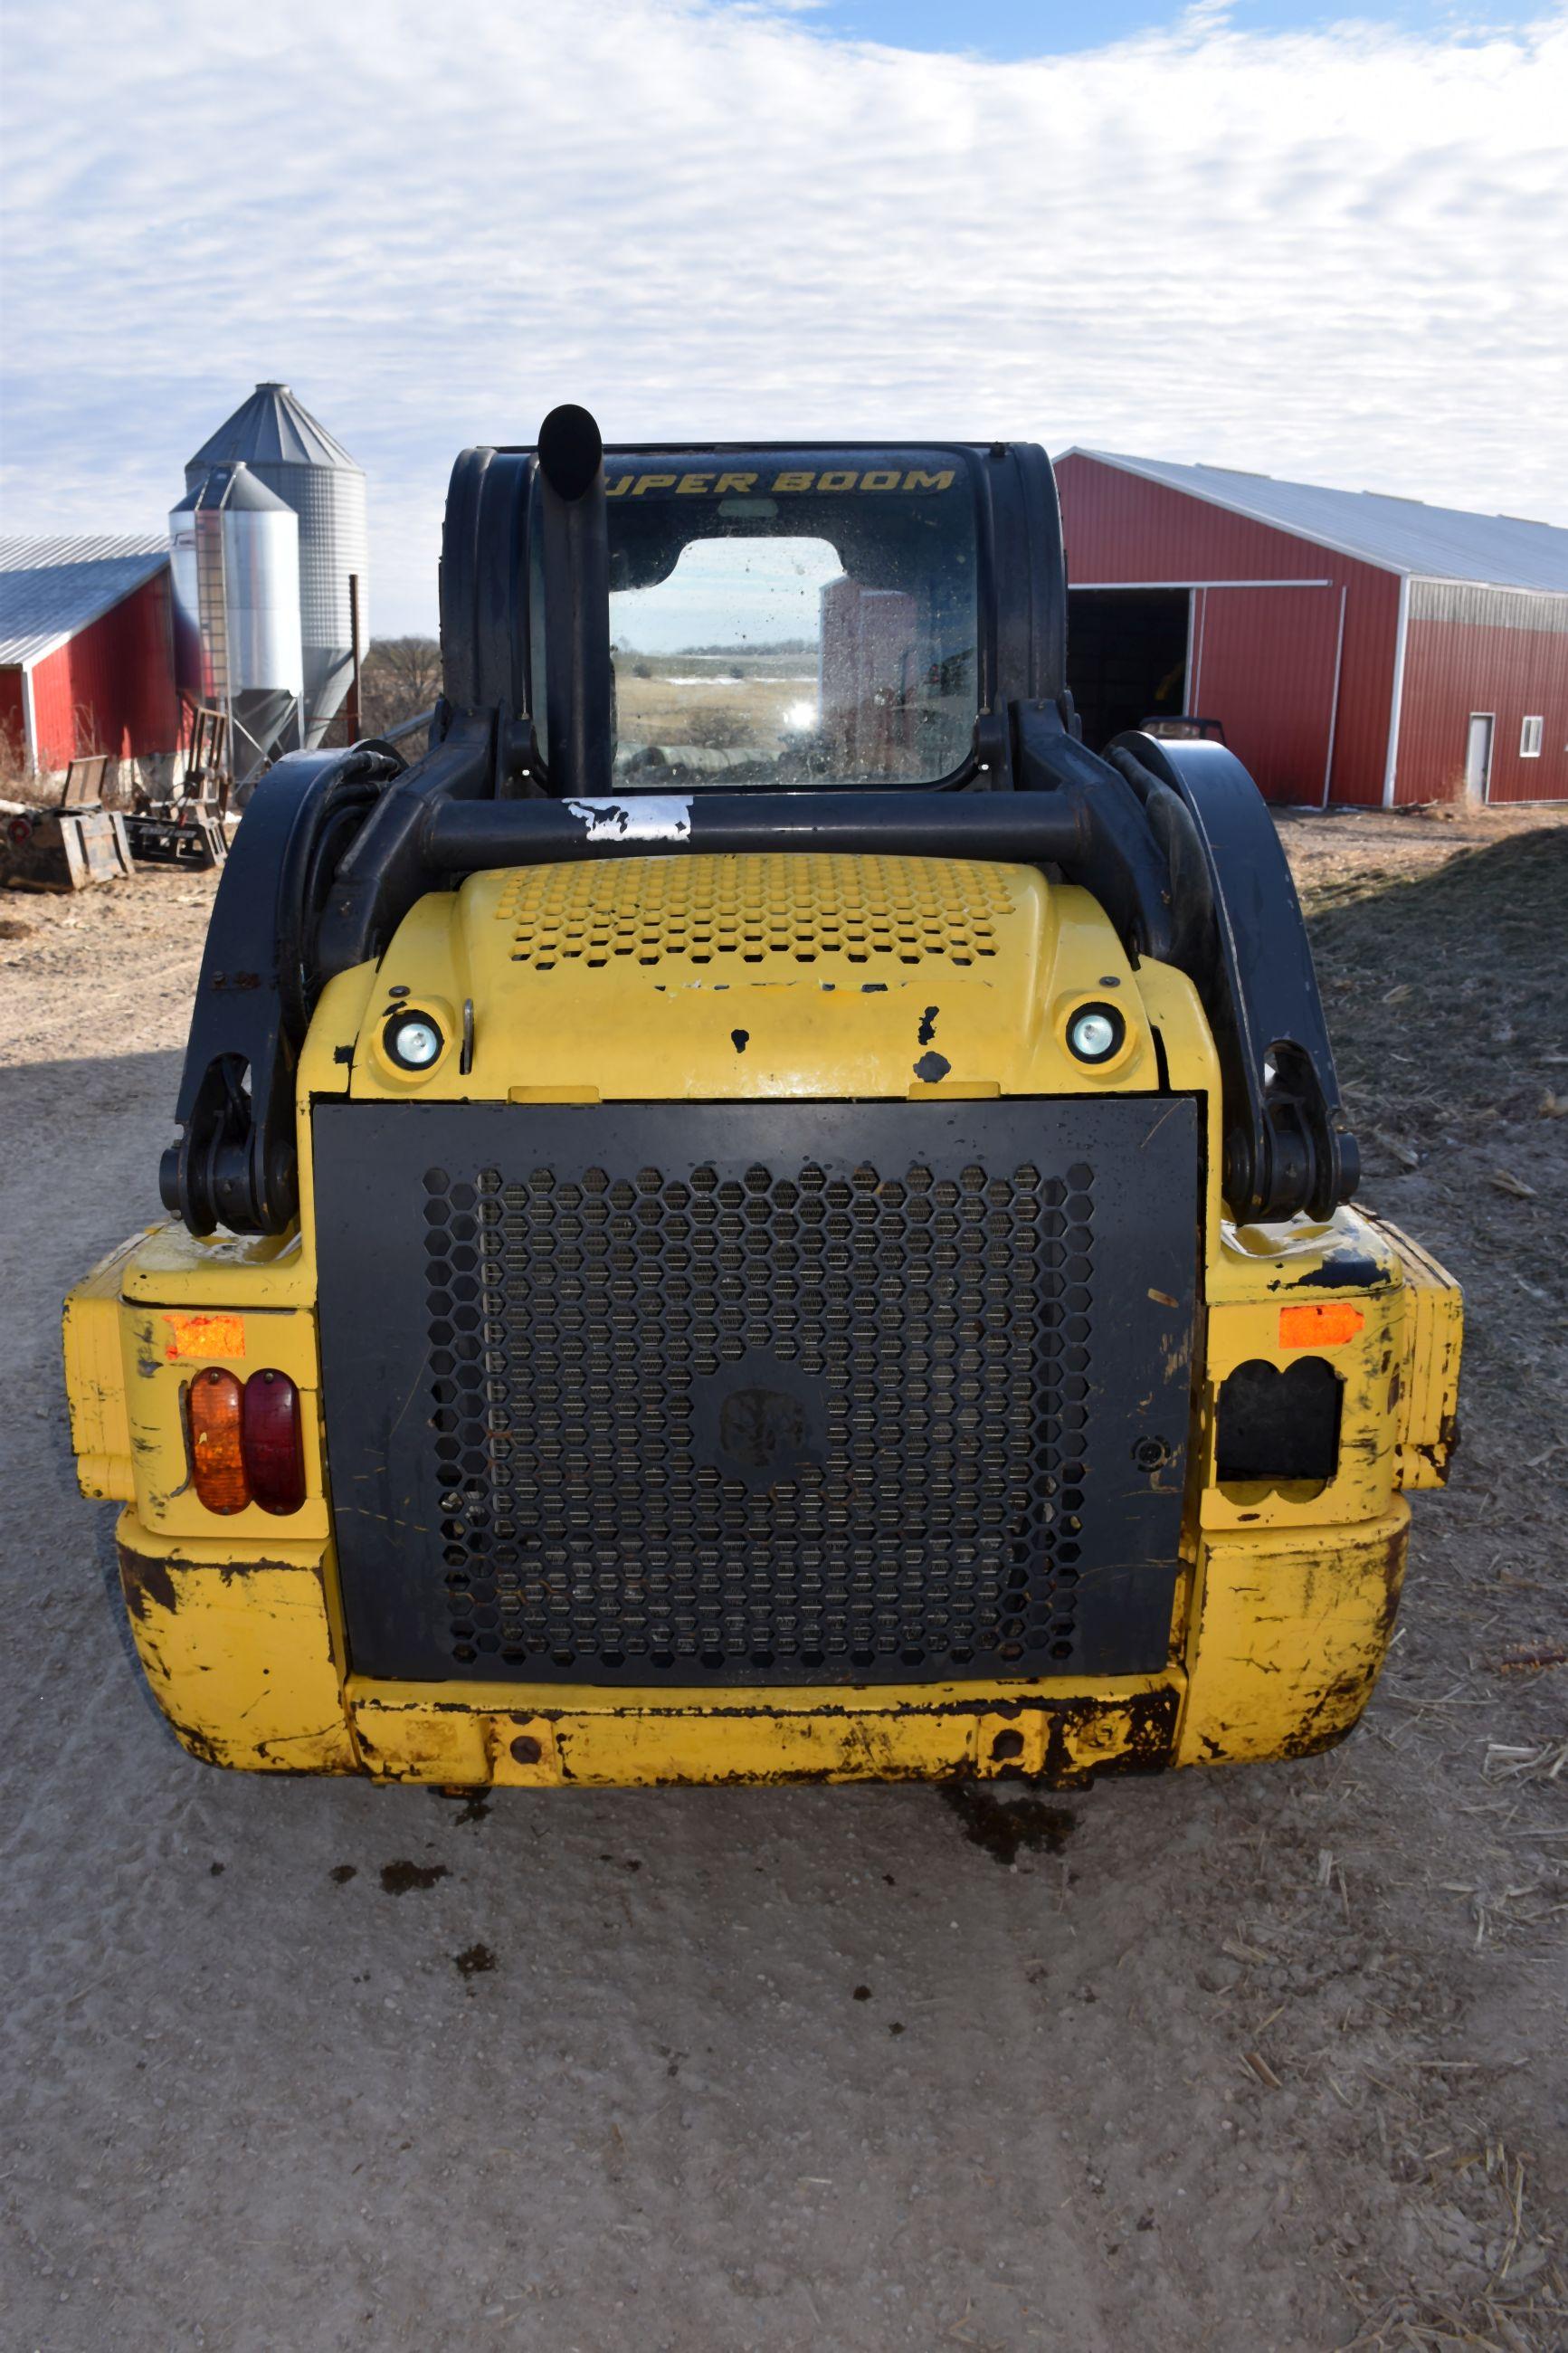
[168,462,303,787]
[186,383,367,746]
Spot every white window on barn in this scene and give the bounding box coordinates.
[1519,715,1544,757]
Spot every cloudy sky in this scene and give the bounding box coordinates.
[3,0,1564,633]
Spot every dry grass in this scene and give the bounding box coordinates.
[0,721,54,807]
[615,664,812,751]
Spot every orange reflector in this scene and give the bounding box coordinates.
[166,1312,244,1363]
[186,1367,251,1514]
[1279,1301,1364,1348]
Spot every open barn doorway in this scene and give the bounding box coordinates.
[1066,589,1190,752]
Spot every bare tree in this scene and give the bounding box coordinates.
[319,637,442,753]
[359,637,442,748]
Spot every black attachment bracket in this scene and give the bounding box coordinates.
[1110,731,1358,1223]
[160,745,404,1235]
[1010,701,1178,964]
[314,712,494,985]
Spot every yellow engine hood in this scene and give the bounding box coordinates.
[328,851,1215,1110]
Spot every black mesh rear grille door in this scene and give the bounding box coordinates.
[315,1100,1199,1684]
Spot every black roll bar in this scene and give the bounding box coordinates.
[422,789,1087,873]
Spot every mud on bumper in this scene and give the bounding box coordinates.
[113,1500,1410,1786]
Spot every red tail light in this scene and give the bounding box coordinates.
[187,1368,250,1514]
[242,1370,306,1515]
[185,1366,307,1517]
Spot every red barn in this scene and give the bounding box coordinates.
[1055,452,1568,807]
[0,535,184,783]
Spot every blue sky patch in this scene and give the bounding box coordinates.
[747,0,1546,59]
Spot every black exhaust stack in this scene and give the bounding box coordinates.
[536,403,613,799]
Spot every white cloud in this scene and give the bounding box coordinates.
[2,0,1564,629]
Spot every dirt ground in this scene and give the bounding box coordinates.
[2,805,1564,2353]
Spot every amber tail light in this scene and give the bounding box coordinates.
[185,1367,306,1517]
[187,1368,251,1514]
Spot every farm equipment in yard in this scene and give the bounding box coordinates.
[124,706,232,872]
[62,406,1462,1790]
[1,756,134,891]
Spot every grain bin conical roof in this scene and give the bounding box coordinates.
[171,461,295,516]
[187,382,361,474]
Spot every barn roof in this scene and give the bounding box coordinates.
[0,534,170,669]
[1060,451,1568,595]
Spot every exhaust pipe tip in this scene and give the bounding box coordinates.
[537,404,604,502]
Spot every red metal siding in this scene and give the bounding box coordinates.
[28,646,79,771]
[27,569,183,772]
[0,667,24,765]
[1056,456,1402,805]
[1397,618,1568,805]
[1189,583,1342,802]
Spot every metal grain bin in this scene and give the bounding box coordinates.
[186,384,367,747]
[169,462,303,785]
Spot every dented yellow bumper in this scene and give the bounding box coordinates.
[110,1500,1411,1786]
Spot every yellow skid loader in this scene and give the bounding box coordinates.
[63,407,1461,1789]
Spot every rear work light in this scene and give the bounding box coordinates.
[185,1367,307,1516]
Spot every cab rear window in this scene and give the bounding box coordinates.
[599,455,978,789]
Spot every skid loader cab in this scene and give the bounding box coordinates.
[62,405,1460,1787]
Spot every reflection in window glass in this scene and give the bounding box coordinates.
[605,476,977,788]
